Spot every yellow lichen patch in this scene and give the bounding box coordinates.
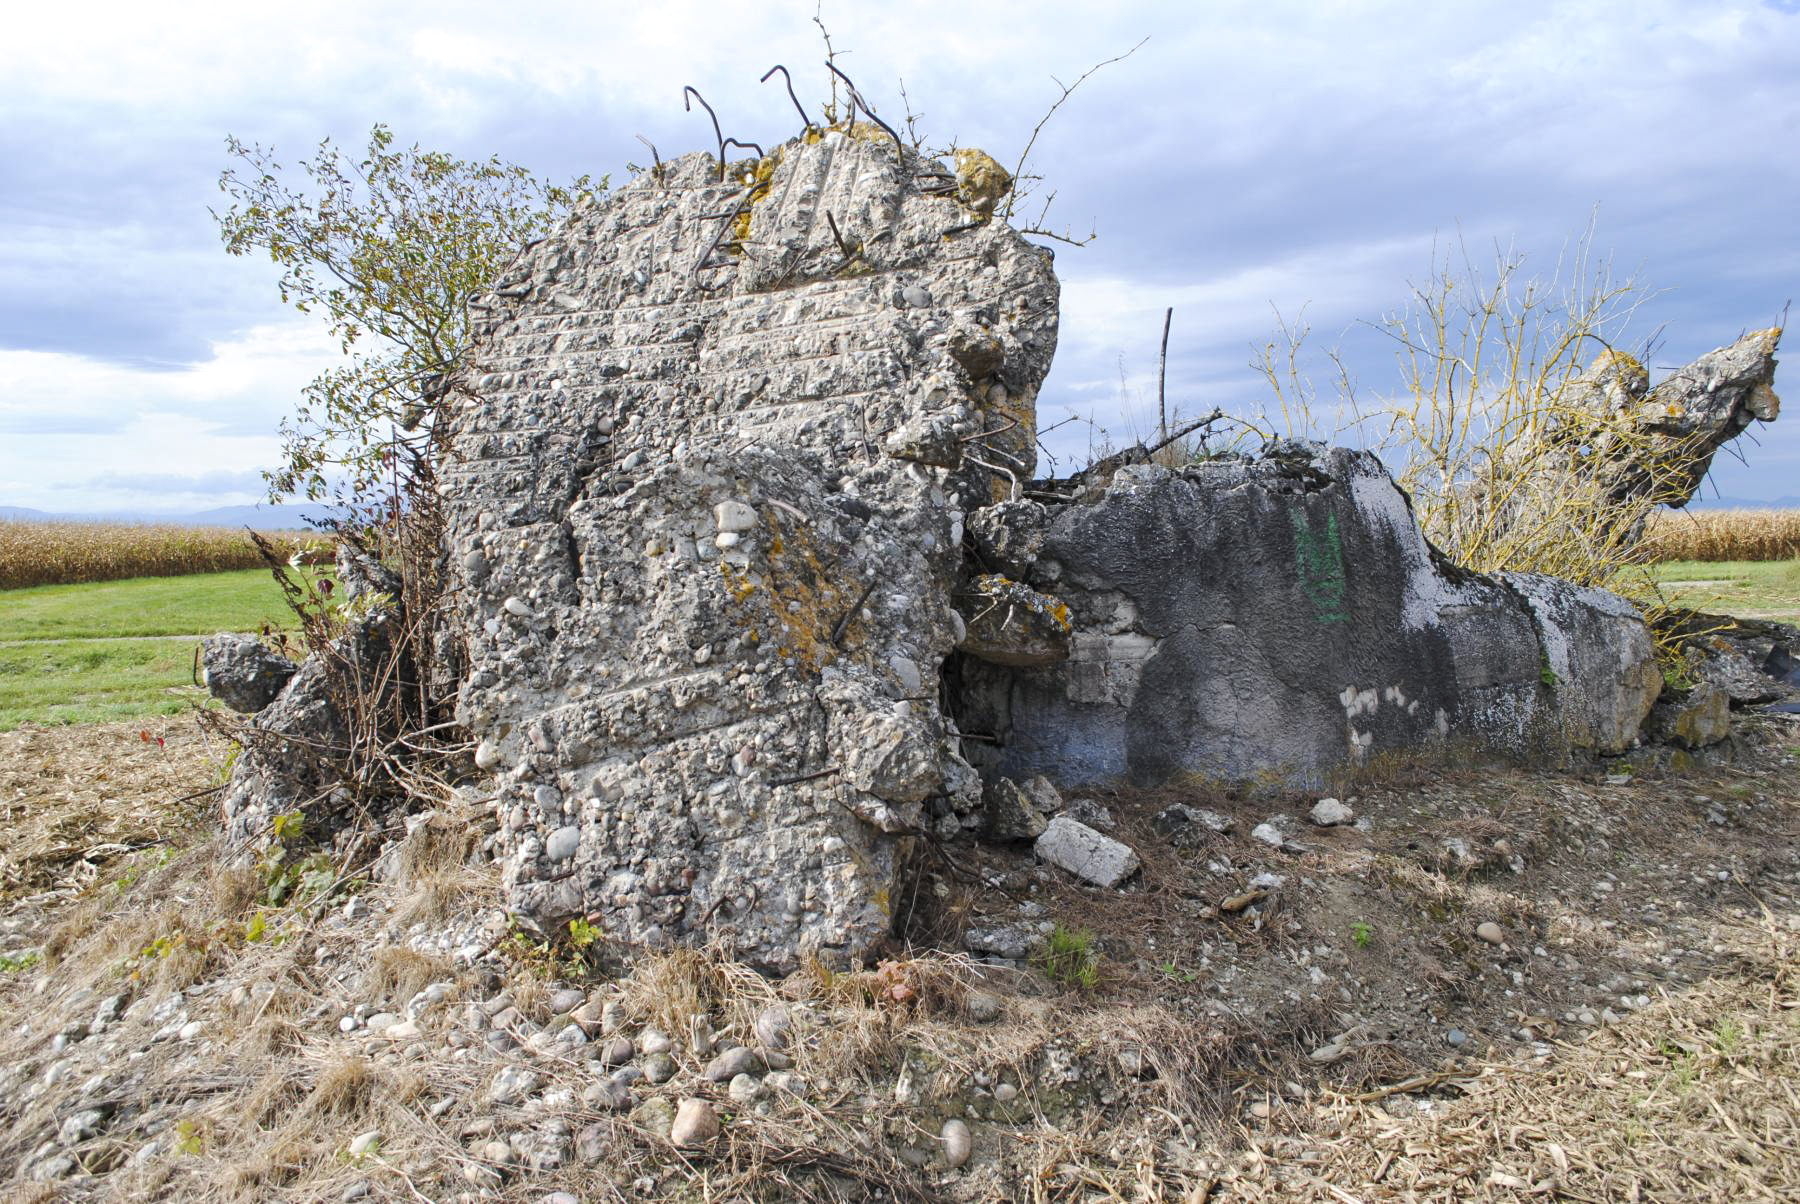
[1591,348,1645,375]
[952,148,1012,220]
[718,560,758,606]
[718,513,855,673]
[731,149,783,249]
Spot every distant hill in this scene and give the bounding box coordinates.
[0,503,345,529]
[1682,496,1800,510]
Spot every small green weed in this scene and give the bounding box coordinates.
[174,1119,204,1156]
[0,949,42,973]
[269,810,305,845]
[262,852,336,907]
[1157,961,1198,983]
[1036,924,1101,990]
[1350,920,1374,949]
[141,933,186,960]
[1712,1017,1743,1055]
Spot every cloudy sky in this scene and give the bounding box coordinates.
[3,0,1797,514]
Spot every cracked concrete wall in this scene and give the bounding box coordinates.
[442,133,1057,970]
[958,448,1662,791]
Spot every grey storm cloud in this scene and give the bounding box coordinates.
[2,0,1797,510]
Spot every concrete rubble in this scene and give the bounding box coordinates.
[198,633,296,713]
[206,125,1785,971]
[1033,816,1140,888]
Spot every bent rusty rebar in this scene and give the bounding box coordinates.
[720,137,766,165]
[683,85,727,181]
[760,65,813,131]
[824,62,904,164]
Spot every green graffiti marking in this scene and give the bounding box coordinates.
[1290,508,1348,624]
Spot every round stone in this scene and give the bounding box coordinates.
[670,1098,719,1147]
[940,1118,972,1168]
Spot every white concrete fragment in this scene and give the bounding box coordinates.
[1034,816,1139,888]
[1310,798,1355,827]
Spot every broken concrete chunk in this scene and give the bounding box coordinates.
[964,923,1039,960]
[1153,804,1233,837]
[335,540,401,604]
[971,446,1664,789]
[442,133,1059,970]
[219,611,404,845]
[1034,816,1139,887]
[968,500,1050,578]
[200,633,297,714]
[956,574,1072,667]
[1646,682,1731,748]
[1017,774,1063,817]
[1677,614,1800,707]
[981,777,1047,841]
[1309,798,1354,827]
[1617,330,1782,506]
[1251,820,1293,850]
[1061,796,1115,831]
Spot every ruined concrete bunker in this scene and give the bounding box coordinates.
[215,128,1782,973]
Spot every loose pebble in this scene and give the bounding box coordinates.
[670,1098,720,1147]
[940,1118,972,1168]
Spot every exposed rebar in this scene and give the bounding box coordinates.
[682,85,727,182]
[760,65,814,131]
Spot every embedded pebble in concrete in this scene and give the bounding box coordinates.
[445,133,1058,971]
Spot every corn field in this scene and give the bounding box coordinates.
[1640,509,1800,564]
[0,521,319,590]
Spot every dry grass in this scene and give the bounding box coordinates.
[1642,508,1800,563]
[1230,916,1800,1201]
[0,520,322,590]
[4,719,1799,1201]
[0,719,223,904]
[365,945,456,1010]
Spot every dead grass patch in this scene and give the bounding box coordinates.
[1266,919,1800,1201]
[0,719,221,904]
[365,944,453,1010]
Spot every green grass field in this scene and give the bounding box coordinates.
[0,569,296,729]
[3,559,1796,731]
[1650,558,1800,624]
